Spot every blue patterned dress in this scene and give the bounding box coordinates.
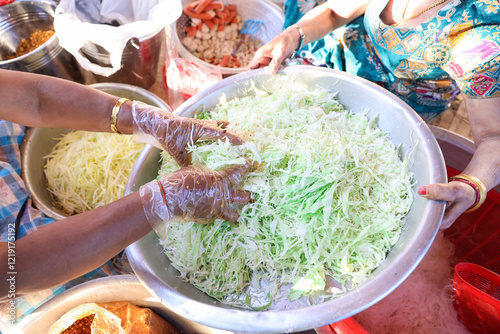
[285,0,500,121]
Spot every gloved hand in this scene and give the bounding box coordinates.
[132,101,244,166]
[139,160,252,229]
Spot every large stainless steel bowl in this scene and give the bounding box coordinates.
[15,275,232,334]
[125,66,447,333]
[20,83,171,220]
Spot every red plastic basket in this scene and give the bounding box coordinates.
[315,317,369,334]
[453,262,500,333]
[444,167,500,275]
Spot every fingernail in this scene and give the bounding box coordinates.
[417,186,427,196]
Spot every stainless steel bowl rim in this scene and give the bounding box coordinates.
[16,275,233,334]
[125,66,447,333]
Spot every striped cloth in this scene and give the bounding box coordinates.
[0,120,117,327]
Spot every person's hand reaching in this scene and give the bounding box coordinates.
[248,27,301,74]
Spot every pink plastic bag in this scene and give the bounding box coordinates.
[164,58,222,109]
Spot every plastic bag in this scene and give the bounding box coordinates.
[165,58,223,109]
[161,26,222,109]
[47,303,125,334]
[54,0,182,77]
[98,301,181,333]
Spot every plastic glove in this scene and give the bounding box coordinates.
[139,160,251,230]
[132,100,244,166]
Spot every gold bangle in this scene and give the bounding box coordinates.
[156,179,168,208]
[110,97,130,134]
[448,173,487,212]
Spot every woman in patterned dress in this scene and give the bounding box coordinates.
[250,0,500,229]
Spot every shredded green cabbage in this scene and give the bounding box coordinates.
[157,84,414,309]
[44,131,144,215]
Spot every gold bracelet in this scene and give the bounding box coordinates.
[448,173,487,212]
[156,179,168,208]
[110,97,130,134]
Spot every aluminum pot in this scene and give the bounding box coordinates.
[124,66,447,333]
[20,83,171,220]
[15,275,233,334]
[80,27,165,90]
[0,0,84,83]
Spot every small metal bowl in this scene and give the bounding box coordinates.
[16,275,232,334]
[20,83,171,220]
[124,66,447,333]
[0,0,84,82]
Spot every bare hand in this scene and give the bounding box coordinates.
[249,29,299,74]
[417,181,476,229]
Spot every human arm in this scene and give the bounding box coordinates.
[0,69,242,166]
[0,162,251,300]
[248,0,370,74]
[418,97,500,228]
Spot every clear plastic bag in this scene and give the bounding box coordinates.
[162,26,222,109]
[47,303,125,334]
[47,302,180,334]
[165,57,223,109]
[54,0,182,76]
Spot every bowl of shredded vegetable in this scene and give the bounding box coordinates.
[21,83,171,220]
[125,66,446,333]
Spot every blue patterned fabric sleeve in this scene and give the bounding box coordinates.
[437,2,500,99]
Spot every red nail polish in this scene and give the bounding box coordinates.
[418,186,427,195]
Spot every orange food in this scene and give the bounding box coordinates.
[194,0,213,14]
[220,54,231,67]
[203,19,216,30]
[183,6,211,20]
[185,26,197,37]
[205,2,224,11]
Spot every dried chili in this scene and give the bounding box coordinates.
[61,314,95,334]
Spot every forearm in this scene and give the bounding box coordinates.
[0,69,134,134]
[0,191,151,299]
[295,0,370,45]
[462,139,500,191]
[463,97,500,191]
